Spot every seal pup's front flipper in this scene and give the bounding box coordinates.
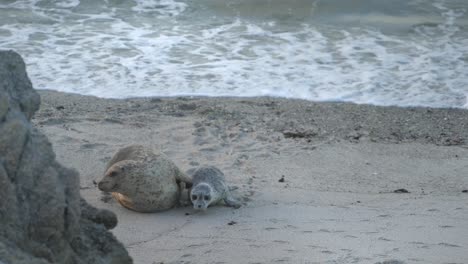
[175,169,193,206]
[177,181,192,207]
[175,168,193,189]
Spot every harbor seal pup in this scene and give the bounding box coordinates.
[97,145,192,213]
[190,166,241,210]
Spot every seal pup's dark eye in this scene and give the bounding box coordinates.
[204,195,210,201]
[192,195,198,200]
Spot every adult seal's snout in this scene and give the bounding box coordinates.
[97,180,113,191]
[97,181,105,190]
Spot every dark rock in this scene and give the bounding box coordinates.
[178,103,197,111]
[56,105,65,110]
[462,190,468,193]
[80,199,118,230]
[0,50,132,264]
[393,188,410,193]
[170,111,185,117]
[103,118,123,124]
[278,175,285,183]
[347,130,362,141]
[150,98,162,103]
[189,161,199,166]
[282,128,317,139]
[375,260,405,264]
[227,221,237,226]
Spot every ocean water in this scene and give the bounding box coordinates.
[0,0,467,108]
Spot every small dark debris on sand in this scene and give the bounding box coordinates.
[394,188,410,193]
[227,221,237,226]
[462,190,468,193]
[178,103,197,111]
[55,105,65,110]
[282,129,317,139]
[375,260,405,264]
[278,175,285,183]
[185,213,190,216]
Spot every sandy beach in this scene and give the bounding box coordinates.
[33,90,468,264]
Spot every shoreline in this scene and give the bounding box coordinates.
[33,89,468,110]
[36,89,468,146]
[34,90,468,263]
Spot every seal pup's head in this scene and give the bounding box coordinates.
[190,183,214,211]
[98,160,139,192]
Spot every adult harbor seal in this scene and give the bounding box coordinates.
[190,166,241,210]
[97,145,192,213]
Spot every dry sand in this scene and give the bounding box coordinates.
[34,90,468,264]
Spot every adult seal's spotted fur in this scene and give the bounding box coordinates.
[97,145,192,213]
[190,166,241,210]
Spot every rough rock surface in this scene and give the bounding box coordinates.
[0,50,132,264]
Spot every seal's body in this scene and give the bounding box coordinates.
[98,145,192,213]
[190,166,241,210]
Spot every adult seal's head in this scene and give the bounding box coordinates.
[98,160,139,193]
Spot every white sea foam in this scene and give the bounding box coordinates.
[0,0,40,9]
[0,0,467,108]
[132,0,187,16]
[54,0,80,8]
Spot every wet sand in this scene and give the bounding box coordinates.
[34,90,468,264]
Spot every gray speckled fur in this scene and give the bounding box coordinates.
[190,166,241,210]
[98,145,192,213]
